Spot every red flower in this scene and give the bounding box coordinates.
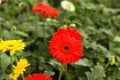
[49,27,84,64]
[0,0,8,3]
[33,2,49,13]
[24,73,52,80]
[32,2,59,18]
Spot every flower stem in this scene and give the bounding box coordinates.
[26,14,39,45]
[105,59,110,70]
[42,20,48,48]
[10,56,13,71]
[35,14,39,37]
[65,65,68,80]
[108,0,112,7]
[22,74,25,79]
[58,65,63,80]
[65,64,70,80]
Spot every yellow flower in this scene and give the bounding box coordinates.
[110,55,115,65]
[0,39,26,56]
[61,0,75,12]
[9,58,30,80]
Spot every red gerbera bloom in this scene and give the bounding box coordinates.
[32,2,59,18]
[23,73,52,80]
[49,27,84,64]
[32,2,49,13]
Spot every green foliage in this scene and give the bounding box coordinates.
[85,65,105,80]
[0,0,120,80]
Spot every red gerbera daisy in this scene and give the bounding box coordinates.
[32,2,59,18]
[49,27,84,64]
[23,73,52,80]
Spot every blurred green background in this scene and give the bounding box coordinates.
[0,0,120,80]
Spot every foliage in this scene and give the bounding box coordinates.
[0,0,120,80]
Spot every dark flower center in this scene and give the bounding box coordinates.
[8,45,14,47]
[63,45,69,50]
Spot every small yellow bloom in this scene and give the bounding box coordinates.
[9,58,30,80]
[110,56,115,65]
[0,39,26,56]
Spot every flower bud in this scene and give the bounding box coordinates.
[19,2,26,9]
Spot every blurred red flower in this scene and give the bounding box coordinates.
[0,0,8,3]
[24,73,52,80]
[32,2,59,18]
[49,27,84,64]
[0,0,8,2]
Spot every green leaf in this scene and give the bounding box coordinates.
[43,71,55,76]
[114,36,120,42]
[14,31,29,37]
[0,73,10,80]
[0,53,11,71]
[48,59,62,69]
[2,30,11,39]
[85,65,106,80]
[92,66,106,78]
[74,58,92,67]
[85,72,94,80]
[113,48,120,55]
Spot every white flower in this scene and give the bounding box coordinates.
[61,0,75,12]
